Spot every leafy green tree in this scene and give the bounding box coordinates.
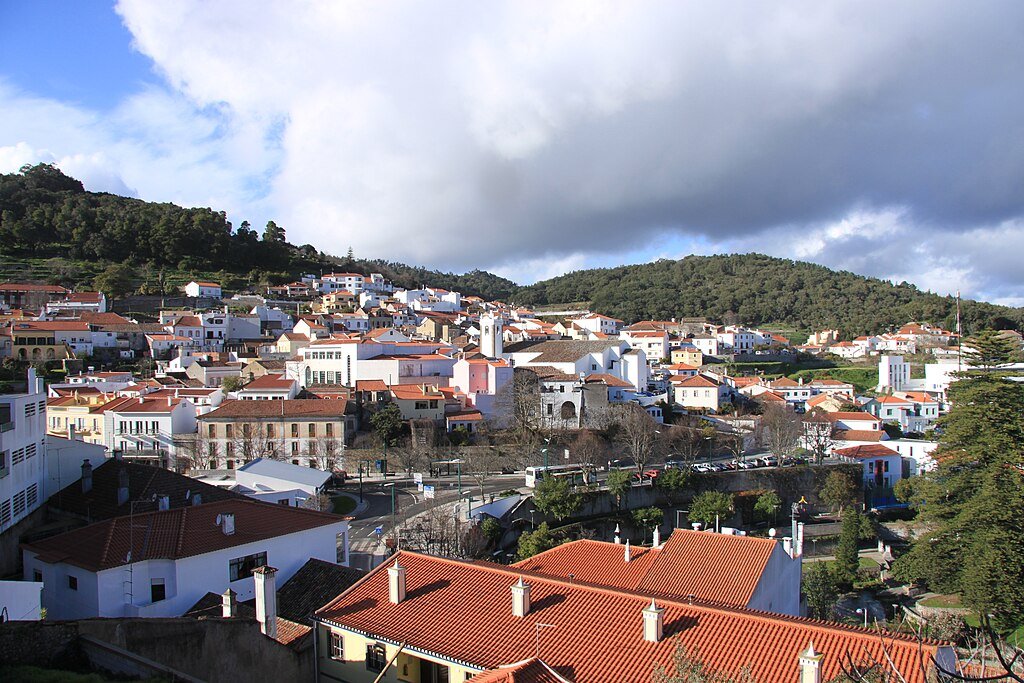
[220,376,243,393]
[516,522,557,560]
[804,562,842,620]
[632,506,663,530]
[262,220,286,242]
[689,491,734,529]
[962,329,1019,369]
[819,471,859,516]
[834,508,862,587]
[532,476,581,521]
[655,467,690,504]
[92,263,135,299]
[481,517,503,544]
[369,403,404,447]
[753,491,782,523]
[606,469,632,507]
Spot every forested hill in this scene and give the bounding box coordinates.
[0,163,516,301]
[515,255,1023,336]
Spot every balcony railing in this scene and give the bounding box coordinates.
[0,422,14,433]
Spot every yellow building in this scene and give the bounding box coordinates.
[46,390,113,445]
[389,384,445,421]
[670,346,703,367]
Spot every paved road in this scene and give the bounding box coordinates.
[342,474,523,569]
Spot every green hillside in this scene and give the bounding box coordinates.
[515,255,1022,337]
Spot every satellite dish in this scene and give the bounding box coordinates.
[768,528,777,538]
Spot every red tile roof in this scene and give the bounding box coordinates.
[514,531,780,609]
[0,282,67,293]
[583,373,634,389]
[316,551,943,683]
[200,399,351,419]
[671,375,718,388]
[835,444,900,459]
[469,658,572,683]
[355,379,389,392]
[834,429,887,442]
[826,412,879,423]
[23,499,343,572]
[240,373,296,391]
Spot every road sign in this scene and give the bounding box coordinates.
[414,473,423,491]
[374,525,383,537]
[423,485,435,499]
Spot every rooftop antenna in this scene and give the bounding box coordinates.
[535,623,557,658]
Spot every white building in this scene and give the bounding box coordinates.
[21,498,350,620]
[289,338,455,388]
[237,374,299,400]
[0,369,47,534]
[878,355,911,392]
[184,281,222,298]
[504,339,648,393]
[101,396,198,470]
[479,312,504,359]
[621,330,669,365]
[235,457,332,507]
[572,313,623,336]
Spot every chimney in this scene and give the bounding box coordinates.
[642,598,665,643]
[81,459,93,493]
[117,468,129,506]
[167,395,172,407]
[614,524,621,545]
[798,642,824,683]
[157,494,170,511]
[511,577,531,617]
[624,539,632,563]
[653,525,661,547]
[219,512,235,535]
[138,396,144,404]
[253,566,278,639]
[783,537,793,557]
[796,522,805,558]
[388,559,407,604]
[221,588,237,618]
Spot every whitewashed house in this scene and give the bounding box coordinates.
[21,498,349,620]
[101,396,197,470]
[0,369,48,535]
[235,457,332,507]
[184,281,222,298]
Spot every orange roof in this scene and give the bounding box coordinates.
[390,384,444,400]
[873,395,912,404]
[835,444,900,459]
[665,363,698,371]
[12,320,91,331]
[672,375,718,388]
[469,658,572,683]
[316,551,942,683]
[0,282,67,293]
[191,281,220,287]
[834,429,887,442]
[584,373,634,389]
[240,373,295,390]
[730,376,760,388]
[757,390,787,403]
[770,377,800,388]
[826,412,879,423]
[448,410,484,422]
[899,392,937,404]
[356,379,389,392]
[628,331,667,338]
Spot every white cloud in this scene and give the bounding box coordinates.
[3,2,1024,305]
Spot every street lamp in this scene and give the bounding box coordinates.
[856,607,869,628]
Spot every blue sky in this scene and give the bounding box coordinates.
[2,1,1024,305]
[0,1,155,110]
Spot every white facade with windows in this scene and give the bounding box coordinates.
[0,369,47,534]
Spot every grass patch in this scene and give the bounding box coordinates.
[919,594,963,609]
[858,557,880,570]
[789,366,878,394]
[331,495,357,515]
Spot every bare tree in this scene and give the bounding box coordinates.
[615,403,663,474]
[390,442,428,477]
[802,410,836,464]
[571,431,609,482]
[759,403,802,464]
[493,368,541,440]
[461,446,507,502]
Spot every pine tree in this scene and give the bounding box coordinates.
[834,508,861,587]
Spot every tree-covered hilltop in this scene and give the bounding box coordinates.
[515,255,1024,336]
[0,163,517,300]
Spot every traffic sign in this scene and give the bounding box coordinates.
[423,485,435,499]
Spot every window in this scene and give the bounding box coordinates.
[330,632,344,660]
[12,490,26,517]
[0,450,7,477]
[291,423,299,438]
[266,423,275,438]
[415,401,428,410]
[225,424,233,438]
[208,424,216,438]
[308,424,316,437]
[278,498,291,506]
[326,423,334,437]
[151,578,166,602]
[0,499,10,526]
[12,448,24,465]
[26,484,37,508]
[68,575,78,590]
[226,459,235,470]
[229,551,267,581]
[366,643,387,672]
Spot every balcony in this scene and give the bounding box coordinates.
[0,422,14,433]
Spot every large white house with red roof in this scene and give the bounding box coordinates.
[100,395,198,470]
[21,498,350,621]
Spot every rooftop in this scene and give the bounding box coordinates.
[24,499,344,572]
[200,399,355,419]
[316,550,941,683]
[236,457,332,488]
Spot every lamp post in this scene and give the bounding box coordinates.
[856,607,869,628]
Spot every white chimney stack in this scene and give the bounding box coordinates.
[783,537,793,558]
[81,459,93,493]
[511,577,531,617]
[388,559,407,604]
[253,566,278,639]
[218,513,235,535]
[796,522,805,558]
[642,598,665,643]
[798,642,824,683]
[624,539,632,563]
[653,525,661,547]
[221,588,237,618]
[614,524,621,545]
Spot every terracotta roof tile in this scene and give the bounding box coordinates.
[834,444,900,459]
[316,551,942,683]
[200,398,352,419]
